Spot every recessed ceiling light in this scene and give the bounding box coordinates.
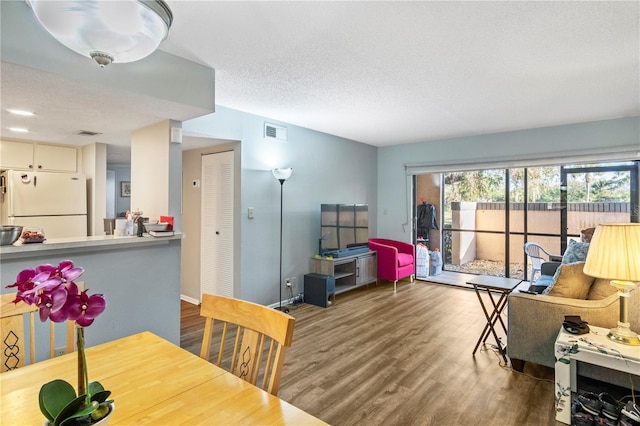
[8,109,35,116]
[8,127,29,133]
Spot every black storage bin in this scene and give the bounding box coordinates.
[304,273,335,308]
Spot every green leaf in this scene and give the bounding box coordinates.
[91,390,112,404]
[39,380,76,423]
[56,398,98,426]
[88,381,105,398]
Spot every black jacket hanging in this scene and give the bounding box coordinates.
[417,203,438,237]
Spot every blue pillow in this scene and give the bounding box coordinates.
[562,239,589,264]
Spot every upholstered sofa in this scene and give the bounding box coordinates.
[368,238,415,292]
[508,240,640,379]
[508,279,640,369]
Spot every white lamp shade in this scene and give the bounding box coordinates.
[583,223,640,281]
[28,0,172,65]
[272,168,293,182]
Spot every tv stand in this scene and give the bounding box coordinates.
[310,251,377,295]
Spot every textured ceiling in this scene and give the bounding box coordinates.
[159,1,639,146]
[1,1,639,157]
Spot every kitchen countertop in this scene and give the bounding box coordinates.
[0,233,184,260]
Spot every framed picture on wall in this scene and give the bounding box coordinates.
[120,181,131,197]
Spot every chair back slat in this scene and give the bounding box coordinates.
[199,294,295,395]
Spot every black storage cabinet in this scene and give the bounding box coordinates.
[304,273,335,308]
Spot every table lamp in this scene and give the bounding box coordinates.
[583,223,640,346]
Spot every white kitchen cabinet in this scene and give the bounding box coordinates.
[0,140,77,172]
[0,140,33,170]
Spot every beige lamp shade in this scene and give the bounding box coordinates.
[583,223,640,281]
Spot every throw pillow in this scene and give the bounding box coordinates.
[562,239,590,264]
[586,278,617,300]
[543,262,595,299]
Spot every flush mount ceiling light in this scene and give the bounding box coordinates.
[8,109,35,116]
[26,0,173,67]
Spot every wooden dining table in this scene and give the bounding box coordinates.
[0,331,328,425]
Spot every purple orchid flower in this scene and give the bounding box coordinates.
[6,268,38,304]
[37,285,69,322]
[21,271,63,302]
[55,260,84,283]
[66,289,106,327]
[7,260,104,328]
[7,268,61,305]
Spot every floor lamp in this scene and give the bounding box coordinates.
[272,168,293,312]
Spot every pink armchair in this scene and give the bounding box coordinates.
[368,238,415,292]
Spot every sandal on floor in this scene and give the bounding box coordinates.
[622,401,640,423]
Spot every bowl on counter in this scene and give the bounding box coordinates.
[144,222,169,232]
[0,225,23,246]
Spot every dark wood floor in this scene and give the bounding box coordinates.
[181,280,559,426]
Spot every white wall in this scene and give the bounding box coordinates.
[131,121,171,223]
[183,106,378,305]
[81,143,107,236]
[376,117,640,242]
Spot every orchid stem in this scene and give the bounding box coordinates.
[76,326,90,406]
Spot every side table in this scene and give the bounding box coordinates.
[467,275,522,364]
[554,325,640,424]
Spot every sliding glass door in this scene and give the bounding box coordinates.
[422,160,639,280]
[442,169,507,277]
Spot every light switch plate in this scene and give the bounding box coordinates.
[248,207,255,219]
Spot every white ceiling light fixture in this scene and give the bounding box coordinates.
[26,0,173,67]
[9,128,29,133]
[8,109,35,116]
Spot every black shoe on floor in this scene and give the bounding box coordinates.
[578,392,602,417]
[598,392,621,421]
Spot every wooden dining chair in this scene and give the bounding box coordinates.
[199,293,295,396]
[0,288,80,372]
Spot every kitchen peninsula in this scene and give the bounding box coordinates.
[0,234,183,359]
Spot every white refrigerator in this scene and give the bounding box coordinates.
[1,170,87,239]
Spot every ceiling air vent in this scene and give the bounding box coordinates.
[264,123,287,141]
[75,130,102,136]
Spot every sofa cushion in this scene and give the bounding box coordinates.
[397,253,414,267]
[562,239,590,264]
[544,261,595,299]
[587,278,617,300]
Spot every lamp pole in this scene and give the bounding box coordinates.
[277,180,286,312]
[272,168,293,312]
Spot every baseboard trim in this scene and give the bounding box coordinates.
[180,294,200,305]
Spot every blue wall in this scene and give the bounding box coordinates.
[184,112,638,305]
[1,239,182,356]
[184,106,378,305]
[376,117,640,242]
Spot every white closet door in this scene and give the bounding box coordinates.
[200,151,234,299]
